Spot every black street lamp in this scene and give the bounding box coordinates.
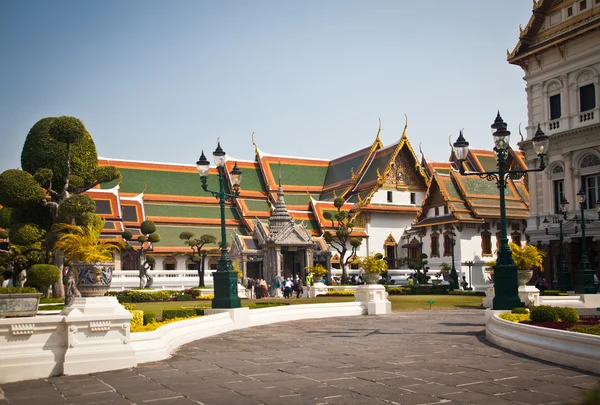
[196,142,243,309]
[449,230,458,290]
[543,196,576,291]
[453,113,549,310]
[571,185,600,294]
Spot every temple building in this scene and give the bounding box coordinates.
[508,0,600,284]
[87,118,531,288]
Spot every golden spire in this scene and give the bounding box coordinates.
[376,117,382,143]
[401,114,408,139]
[251,132,258,155]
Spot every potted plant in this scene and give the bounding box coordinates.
[0,286,42,317]
[353,254,388,285]
[53,216,124,297]
[306,264,328,283]
[486,242,545,285]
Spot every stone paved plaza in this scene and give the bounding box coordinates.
[1,309,598,405]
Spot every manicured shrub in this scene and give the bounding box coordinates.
[530,305,559,323]
[38,304,64,311]
[130,310,143,329]
[162,308,197,320]
[121,303,136,311]
[9,222,46,246]
[27,264,61,295]
[125,290,172,302]
[325,290,355,296]
[448,290,486,296]
[386,287,412,295]
[117,295,133,303]
[175,294,193,301]
[541,290,569,296]
[143,312,156,325]
[511,307,529,314]
[0,287,38,294]
[556,307,579,323]
[567,324,600,336]
[499,313,530,323]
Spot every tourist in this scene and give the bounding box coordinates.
[594,272,599,292]
[260,279,268,298]
[407,274,414,287]
[254,278,262,299]
[295,277,304,298]
[461,276,469,290]
[283,277,293,298]
[247,277,255,299]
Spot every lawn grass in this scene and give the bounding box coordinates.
[133,294,483,320]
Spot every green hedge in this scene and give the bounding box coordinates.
[40,297,64,304]
[175,294,193,301]
[511,307,529,314]
[530,306,559,322]
[540,290,569,296]
[247,301,291,309]
[386,285,453,295]
[108,290,174,302]
[162,307,204,320]
[448,290,486,296]
[143,312,156,325]
[0,287,38,294]
[568,324,600,335]
[555,307,579,323]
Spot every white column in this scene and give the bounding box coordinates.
[541,166,550,214]
[175,256,188,270]
[242,258,247,278]
[526,86,534,137]
[154,256,165,270]
[276,247,282,276]
[562,74,571,124]
[563,152,574,207]
[528,158,539,216]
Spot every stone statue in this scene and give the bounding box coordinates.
[139,261,153,289]
[64,267,81,306]
[17,269,27,288]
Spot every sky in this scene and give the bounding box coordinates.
[0,0,533,172]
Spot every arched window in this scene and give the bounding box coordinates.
[579,153,600,209]
[163,257,177,271]
[550,164,565,214]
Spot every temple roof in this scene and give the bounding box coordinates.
[508,0,600,68]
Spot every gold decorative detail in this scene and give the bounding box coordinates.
[376,168,385,185]
[384,233,397,246]
[519,24,524,35]
[141,183,147,195]
[418,142,424,162]
[251,132,258,154]
[350,167,358,182]
[401,114,408,139]
[376,117,382,143]
[518,123,524,143]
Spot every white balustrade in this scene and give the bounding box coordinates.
[111,270,214,291]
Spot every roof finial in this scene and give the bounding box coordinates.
[518,123,524,143]
[278,160,282,188]
[376,117,382,142]
[419,142,424,161]
[251,132,258,155]
[401,114,408,139]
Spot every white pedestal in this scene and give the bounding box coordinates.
[482,286,495,308]
[518,285,540,307]
[60,297,137,376]
[354,285,391,315]
[310,283,328,298]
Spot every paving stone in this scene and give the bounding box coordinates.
[2,310,597,405]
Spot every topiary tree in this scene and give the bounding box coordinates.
[408,253,430,284]
[122,220,160,288]
[26,264,61,297]
[322,197,362,284]
[0,116,121,297]
[179,231,217,287]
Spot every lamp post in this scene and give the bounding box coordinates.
[453,113,549,309]
[196,143,243,309]
[449,230,458,290]
[543,196,575,291]
[571,185,600,294]
[464,260,474,290]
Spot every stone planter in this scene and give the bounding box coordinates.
[0,293,42,317]
[362,273,380,285]
[517,269,533,286]
[313,275,324,284]
[71,262,114,297]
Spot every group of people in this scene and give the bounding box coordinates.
[245,277,268,299]
[280,275,303,298]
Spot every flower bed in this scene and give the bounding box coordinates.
[500,312,600,336]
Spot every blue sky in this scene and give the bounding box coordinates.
[0,0,533,171]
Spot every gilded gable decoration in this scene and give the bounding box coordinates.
[384,233,397,246]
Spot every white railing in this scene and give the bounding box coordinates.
[111,270,213,291]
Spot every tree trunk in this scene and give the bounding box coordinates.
[198,255,206,287]
[52,250,65,298]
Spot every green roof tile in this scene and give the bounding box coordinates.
[145,203,240,220]
[323,147,370,188]
[240,165,266,192]
[155,225,247,247]
[269,163,328,187]
[461,177,517,198]
[243,199,271,212]
[101,168,220,197]
[477,155,498,172]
